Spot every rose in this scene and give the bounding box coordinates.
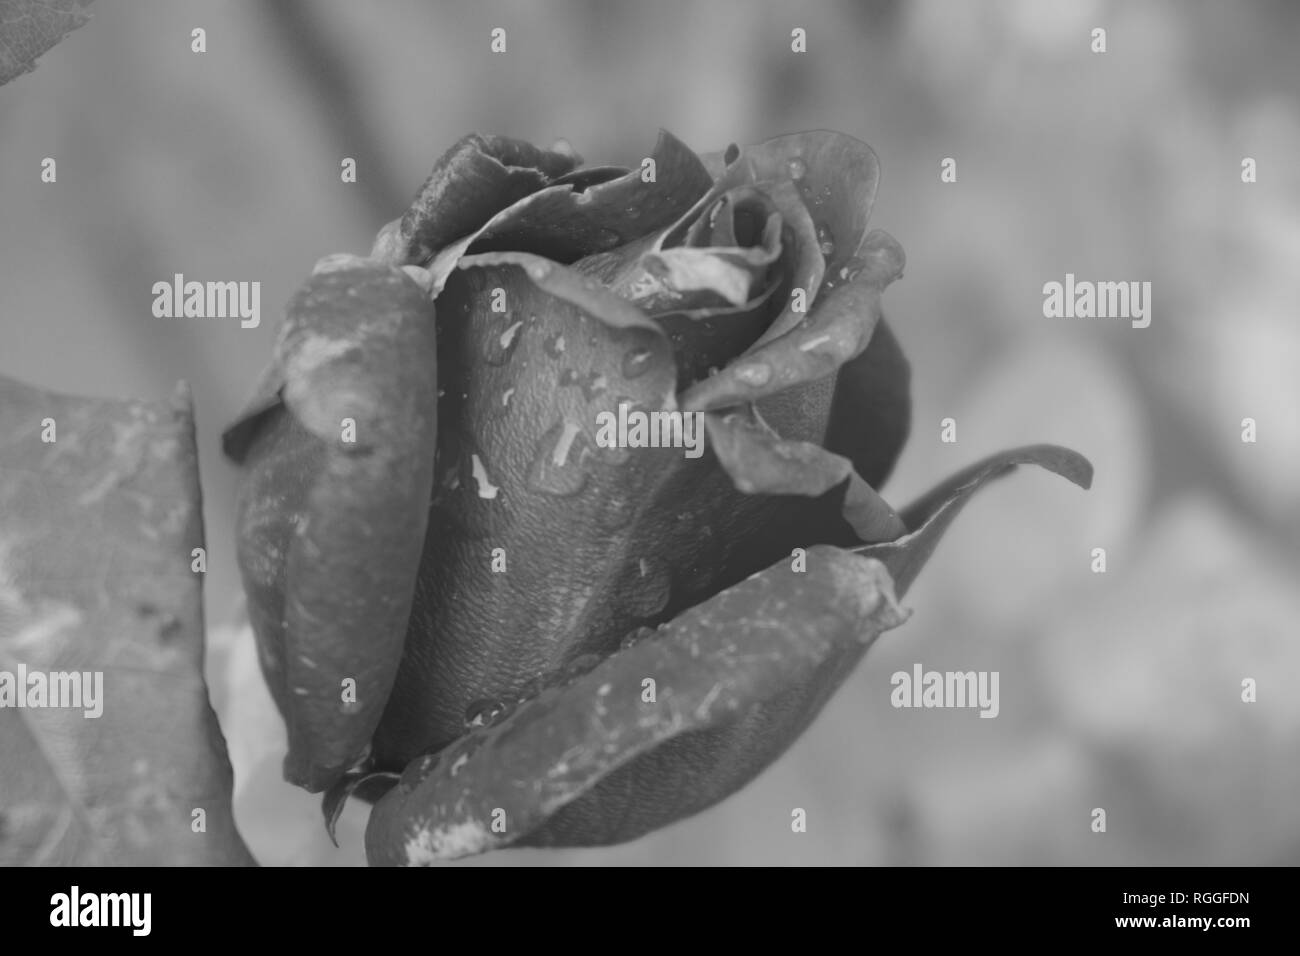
[223,129,1091,865]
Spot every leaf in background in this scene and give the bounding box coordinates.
[0,374,255,865]
[0,0,95,88]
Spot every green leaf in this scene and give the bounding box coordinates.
[223,262,439,792]
[0,0,94,88]
[0,374,254,865]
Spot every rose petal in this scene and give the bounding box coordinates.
[366,251,838,770]
[727,130,882,280]
[574,182,805,385]
[823,318,912,490]
[425,130,713,276]
[684,130,883,352]
[682,231,905,412]
[704,407,907,542]
[223,263,438,792]
[364,547,908,863]
[374,133,578,266]
[368,251,678,765]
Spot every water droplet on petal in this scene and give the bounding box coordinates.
[622,347,654,379]
[787,157,807,180]
[501,388,515,408]
[619,556,672,617]
[816,222,835,258]
[463,698,509,729]
[544,334,567,358]
[733,363,772,387]
[486,319,523,365]
[527,421,590,496]
[526,260,551,281]
[838,256,867,283]
[620,626,657,650]
[559,368,579,387]
[582,372,608,400]
[470,453,499,499]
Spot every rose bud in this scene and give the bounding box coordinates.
[223,130,1092,864]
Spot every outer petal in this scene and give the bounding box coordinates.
[371,133,579,266]
[222,262,438,792]
[682,230,905,411]
[361,444,1091,861]
[423,130,713,280]
[823,318,911,490]
[704,406,906,542]
[364,547,908,864]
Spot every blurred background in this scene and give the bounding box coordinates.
[2,0,1297,865]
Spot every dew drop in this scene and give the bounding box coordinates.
[463,698,509,729]
[486,319,523,365]
[501,388,515,408]
[816,223,835,258]
[619,555,671,616]
[526,260,551,281]
[733,363,772,387]
[621,347,654,379]
[470,453,499,500]
[582,372,608,400]
[559,368,580,387]
[544,334,567,358]
[527,421,590,496]
[787,157,807,180]
[620,626,657,650]
[837,256,867,284]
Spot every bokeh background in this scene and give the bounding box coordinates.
[2,0,1297,865]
